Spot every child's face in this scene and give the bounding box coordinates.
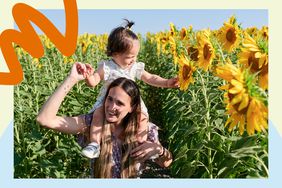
[113,40,140,69]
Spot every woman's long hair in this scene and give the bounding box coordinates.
[94,77,141,178]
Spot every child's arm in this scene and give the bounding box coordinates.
[84,64,104,87]
[141,70,179,88]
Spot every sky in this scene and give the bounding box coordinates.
[28,9,268,36]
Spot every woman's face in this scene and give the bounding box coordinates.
[104,86,133,125]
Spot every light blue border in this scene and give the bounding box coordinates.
[0,8,277,188]
[0,120,280,188]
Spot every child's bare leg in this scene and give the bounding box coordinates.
[137,112,148,143]
[81,106,104,159]
[89,107,104,144]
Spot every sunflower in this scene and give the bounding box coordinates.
[216,60,268,135]
[32,58,42,69]
[180,27,188,40]
[259,26,268,40]
[169,22,176,37]
[178,54,196,91]
[155,32,170,55]
[217,17,241,52]
[245,27,259,38]
[197,30,215,71]
[78,33,92,54]
[97,33,108,52]
[239,34,268,90]
[187,45,199,62]
[39,35,53,49]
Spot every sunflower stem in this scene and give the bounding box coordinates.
[198,70,213,178]
[251,153,269,177]
[214,39,226,63]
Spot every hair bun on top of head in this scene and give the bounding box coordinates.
[123,19,135,30]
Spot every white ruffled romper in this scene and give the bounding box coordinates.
[89,59,149,117]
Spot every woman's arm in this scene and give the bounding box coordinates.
[154,142,173,168]
[130,141,173,168]
[36,62,88,134]
[141,70,179,88]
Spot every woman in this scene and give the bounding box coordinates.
[36,62,172,178]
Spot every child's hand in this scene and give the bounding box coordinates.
[84,63,94,78]
[76,63,94,78]
[167,77,179,88]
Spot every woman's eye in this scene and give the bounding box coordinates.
[117,101,124,106]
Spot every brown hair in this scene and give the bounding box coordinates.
[94,77,141,178]
[106,19,139,56]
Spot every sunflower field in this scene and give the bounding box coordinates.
[14,16,268,178]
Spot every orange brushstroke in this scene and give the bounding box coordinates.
[0,0,78,85]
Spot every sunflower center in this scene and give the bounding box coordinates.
[226,28,236,43]
[187,47,199,61]
[203,44,212,60]
[247,52,260,72]
[182,65,191,80]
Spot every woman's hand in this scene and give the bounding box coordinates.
[130,141,162,162]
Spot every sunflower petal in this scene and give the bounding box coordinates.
[229,86,243,94]
[231,92,243,105]
[238,93,249,111]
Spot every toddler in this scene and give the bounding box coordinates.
[80,20,179,159]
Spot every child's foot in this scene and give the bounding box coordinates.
[81,142,100,159]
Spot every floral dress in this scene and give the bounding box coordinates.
[89,59,149,117]
[77,112,159,178]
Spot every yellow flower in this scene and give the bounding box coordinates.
[169,22,176,37]
[197,30,215,71]
[97,34,108,52]
[239,34,268,90]
[178,54,196,91]
[246,97,268,135]
[180,27,188,40]
[259,26,268,40]
[32,58,42,69]
[245,27,259,38]
[40,35,52,49]
[32,58,39,64]
[217,16,241,52]
[216,61,268,135]
[187,46,199,62]
[155,32,169,55]
[78,33,93,54]
[63,56,74,64]
[215,59,243,82]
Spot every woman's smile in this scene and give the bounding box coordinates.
[104,86,132,124]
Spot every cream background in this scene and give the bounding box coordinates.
[0,0,280,138]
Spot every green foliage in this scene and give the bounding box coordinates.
[14,34,268,178]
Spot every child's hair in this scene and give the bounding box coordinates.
[106,19,139,56]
